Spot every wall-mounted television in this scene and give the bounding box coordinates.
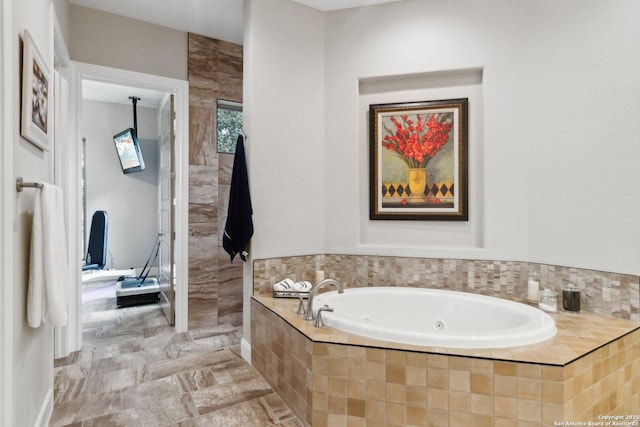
[113,128,145,174]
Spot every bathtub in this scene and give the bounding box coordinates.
[312,287,557,348]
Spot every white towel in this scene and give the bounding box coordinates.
[272,278,295,292]
[27,183,68,328]
[292,281,312,291]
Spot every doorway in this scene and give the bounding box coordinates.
[80,81,169,327]
[59,62,189,356]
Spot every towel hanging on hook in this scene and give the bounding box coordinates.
[27,182,68,328]
[223,134,253,262]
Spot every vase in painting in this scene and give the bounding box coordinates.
[407,168,426,201]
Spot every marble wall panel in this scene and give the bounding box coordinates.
[218,247,244,327]
[218,154,233,186]
[215,44,242,75]
[188,34,220,82]
[214,74,243,102]
[188,103,217,166]
[188,221,218,328]
[189,83,219,108]
[217,184,230,236]
[189,166,218,224]
[188,32,243,330]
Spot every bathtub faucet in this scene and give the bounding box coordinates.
[304,278,343,321]
[314,305,334,328]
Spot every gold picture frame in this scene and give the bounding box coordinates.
[369,98,468,221]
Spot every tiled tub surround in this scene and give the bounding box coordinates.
[253,255,640,321]
[251,255,640,426]
[252,297,640,426]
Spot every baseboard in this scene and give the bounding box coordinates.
[34,387,53,427]
[241,338,251,363]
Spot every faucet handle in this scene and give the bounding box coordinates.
[314,305,334,328]
[294,292,306,316]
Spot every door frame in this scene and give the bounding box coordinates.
[158,93,176,325]
[67,62,189,352]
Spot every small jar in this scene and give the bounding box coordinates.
[562,284,581,312]
[538,289,557,312]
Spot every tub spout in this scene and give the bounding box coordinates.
[304,278,343,321]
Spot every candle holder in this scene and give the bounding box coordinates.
[524,271,540,302]
[539,289,558,312]
[562,283,581,312]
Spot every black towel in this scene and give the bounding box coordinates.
[223,135,254,262]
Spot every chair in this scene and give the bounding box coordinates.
[82,210,108,271]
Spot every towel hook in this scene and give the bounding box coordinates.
[16,177,43,192]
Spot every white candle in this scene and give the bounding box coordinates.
[315,270,325,283]
[527,278,539,301]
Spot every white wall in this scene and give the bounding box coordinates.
[522,0,640,274]
[244,0,326,259]
[9,0,64,425]
[83,100,159,270]
[245,0,640,280]
[243,0,325,338]
[1,1,15,425]
[325,0,530,262]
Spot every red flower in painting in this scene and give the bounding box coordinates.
[381,113,453,168]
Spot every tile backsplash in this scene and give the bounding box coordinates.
[253,255,640,321]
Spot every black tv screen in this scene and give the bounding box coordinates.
[113,128,145,174]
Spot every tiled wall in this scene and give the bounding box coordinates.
[252,300,640,427]
[188,33,243,329]
[253,255,640,321]
[252,300,313,424]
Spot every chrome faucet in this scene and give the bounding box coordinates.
[294,291,306,316]
[304,278,343,321]
[314,305,334,328]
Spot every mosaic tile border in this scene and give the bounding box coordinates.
[253,255,640,321]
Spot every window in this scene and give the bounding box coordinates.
[216,99,243,154]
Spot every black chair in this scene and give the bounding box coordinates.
[82,210,108,271]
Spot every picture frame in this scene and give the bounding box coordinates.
[21,30,51,151]
[369,98,468,221]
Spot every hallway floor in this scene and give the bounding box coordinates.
[50,285,302,426]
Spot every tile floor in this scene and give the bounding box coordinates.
[50,284,302,426]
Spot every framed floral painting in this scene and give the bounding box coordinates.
[369,98,468,221]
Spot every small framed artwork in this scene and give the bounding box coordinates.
[21,30,51,151]
[369,98,468,221]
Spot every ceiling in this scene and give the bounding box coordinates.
[73,0,403,107]
[82,80,165,108]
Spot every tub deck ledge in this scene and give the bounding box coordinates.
[252,294,640,366]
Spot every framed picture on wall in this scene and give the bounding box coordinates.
[369,98,468,221]
[21,29,51,151]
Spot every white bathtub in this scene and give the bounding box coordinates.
[312,287,557,348]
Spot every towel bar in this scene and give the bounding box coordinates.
[16,177,43,192]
